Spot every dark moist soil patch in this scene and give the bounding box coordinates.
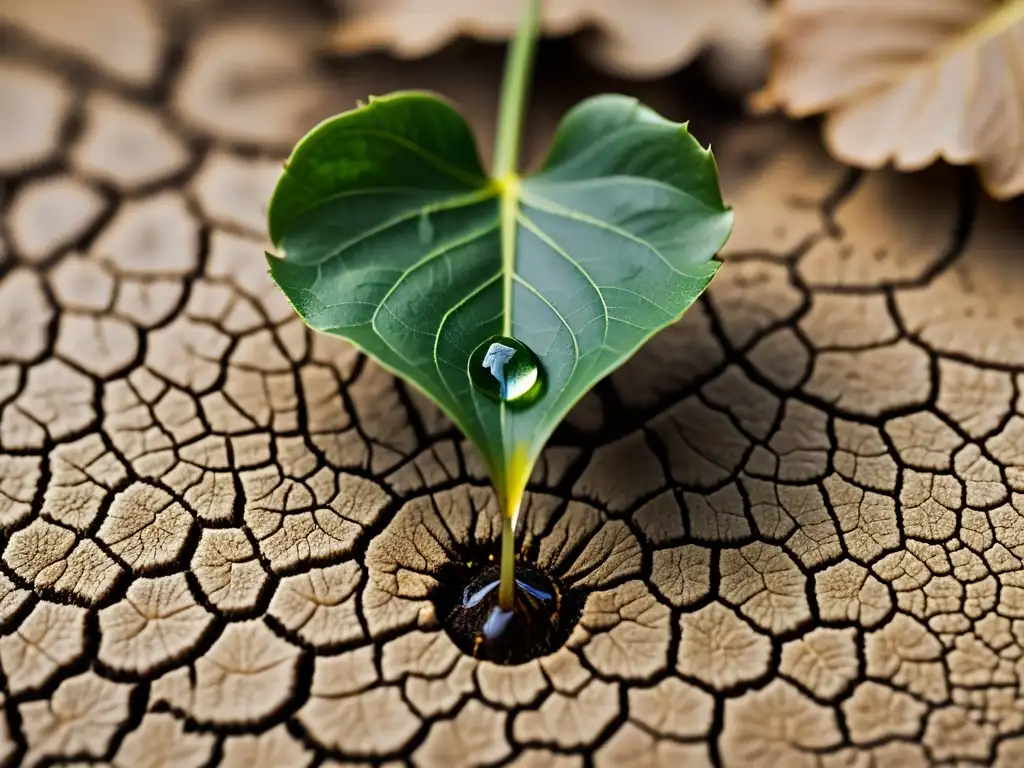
[432,551,584,665]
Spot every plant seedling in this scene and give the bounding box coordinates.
[265,0,732,615]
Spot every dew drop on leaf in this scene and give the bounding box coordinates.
[469,335,542,405]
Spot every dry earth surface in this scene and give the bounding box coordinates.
[3,1,1024,766]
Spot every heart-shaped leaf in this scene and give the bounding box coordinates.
[266,91,731,523]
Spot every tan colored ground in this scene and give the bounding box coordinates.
[3,1,1024,766]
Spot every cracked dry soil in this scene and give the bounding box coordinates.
[3,1,1024,766]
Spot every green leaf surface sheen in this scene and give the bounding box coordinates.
[266,91,732,526]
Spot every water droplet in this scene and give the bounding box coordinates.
[435,560,578,665]
[469,335,542,405]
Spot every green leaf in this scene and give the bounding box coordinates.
[266,91,732,522]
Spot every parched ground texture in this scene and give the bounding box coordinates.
[4,1,1024,767]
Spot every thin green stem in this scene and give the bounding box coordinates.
[498,510,517,609]
[494,0,541,611]
[492,0,541,180]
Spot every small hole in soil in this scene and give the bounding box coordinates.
[433,552,584,665]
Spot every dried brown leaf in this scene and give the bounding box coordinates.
[332,0,767,81]
[757,0,1024,198]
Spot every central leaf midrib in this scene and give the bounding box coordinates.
[496,175,522,452]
